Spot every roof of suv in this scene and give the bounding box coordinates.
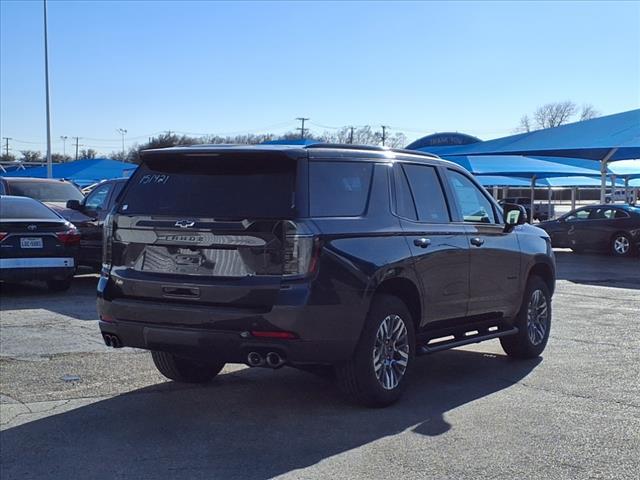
[141,143,450,165]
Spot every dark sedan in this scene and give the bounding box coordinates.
[0,195,80,291]
[539,204,640,257]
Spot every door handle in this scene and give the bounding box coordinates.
[413,238,431,248]
[470,237,485,247]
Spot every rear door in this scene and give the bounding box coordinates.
[109,152,302,314]
[444,169,521,318]
[394,163,469,323]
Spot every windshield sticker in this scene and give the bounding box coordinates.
[139,174,170,185]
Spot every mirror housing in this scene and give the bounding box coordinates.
[66,199,82,210]
[503,203,527,232]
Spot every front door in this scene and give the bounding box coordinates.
[394,163,470,325]
[444,169,521,318]
[76,182,114,265]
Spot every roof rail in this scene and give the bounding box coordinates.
[304,143,440,158]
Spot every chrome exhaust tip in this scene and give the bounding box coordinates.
[265,352,285,369]
[247,351,264,367]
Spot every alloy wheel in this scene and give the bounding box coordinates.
[373,314,410,390]
[526,289,549,346]
[613,236,630,255]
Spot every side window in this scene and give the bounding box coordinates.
[565,209,590,221]
[393,165,417,220]
[309,161,373,217]
[614,209,629,219]
[402,164,450,223]
[84,184,112,211]
[447,170,496,223]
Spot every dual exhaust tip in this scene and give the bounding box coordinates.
[103,333,122,348]
[247,351,285,369]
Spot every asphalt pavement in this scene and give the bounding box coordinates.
[1,251,638,480]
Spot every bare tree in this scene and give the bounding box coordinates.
[579,104,600,121]
[51,153,71,163]
[0,153,16,163]
[533,101,577,129]
[20,150,42,162]
[518,101,600,132]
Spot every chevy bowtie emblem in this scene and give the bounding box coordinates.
[27,224,38,231]
[175,220,196,229]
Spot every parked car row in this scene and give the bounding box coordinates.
[497,197,554,222]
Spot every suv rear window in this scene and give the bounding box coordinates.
[309,161,373,217]
[119,155,297,219]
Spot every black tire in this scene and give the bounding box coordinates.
[46,276,72,292]
[336,294,415,408]
[611,232,632,257]
[500,276,551,359]
[151,351,225,383]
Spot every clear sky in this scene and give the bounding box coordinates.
[1,0,639,155]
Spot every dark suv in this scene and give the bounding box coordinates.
[98,144,555,407]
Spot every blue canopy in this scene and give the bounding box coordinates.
[416,109,640,161]
[475,175,625,188]
[443,155,600,178]
[1,158,135,187]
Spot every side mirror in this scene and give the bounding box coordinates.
[66,199,82,210]
[503,203,527,232]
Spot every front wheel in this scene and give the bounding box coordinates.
[611,233,632,257]
[151,351,225,383]
[500,276,551,358]
[336,294,415,407]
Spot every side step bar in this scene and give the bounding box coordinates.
[417,327,518,355]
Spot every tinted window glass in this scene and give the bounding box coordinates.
[8,180,84,202]
[565,209,590,221]
[393,165,417,220]
[614,209,630,219]
[0,197,60,219]
[448,170,496,223]
[403,164,449,223]
[120,155,297,218]
[309,162,373,217]
[85,184,112,210]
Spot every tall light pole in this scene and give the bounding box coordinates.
[60,135,68,157]
[116,128,127,161]
[43,0,53,177]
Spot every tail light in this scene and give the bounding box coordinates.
[102,213,114,274]
[282,221,320,277]
[55,228,81,245]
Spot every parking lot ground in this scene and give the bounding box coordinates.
[1,252,639,480]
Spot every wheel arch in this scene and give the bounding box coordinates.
[527,260,555,295]
[369,276,422,333]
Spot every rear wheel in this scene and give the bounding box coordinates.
[46,276,73,292]
[336,294,415,407]
[611,233,632,257]
[151,351,225,383]
[500,276,551,358]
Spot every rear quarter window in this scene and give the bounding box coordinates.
[309,161,373,217]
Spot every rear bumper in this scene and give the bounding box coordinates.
[98,317,354,366]
[0,257,75,281]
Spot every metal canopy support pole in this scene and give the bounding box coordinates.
[571,187,576,211]
[600,148,618,204]
[624,177,630,204]
[547,186,552,220]
[492,186,499,199]
[529,175,536,223]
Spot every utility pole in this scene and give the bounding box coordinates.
[296,117,309,140]
[72,137,81,161]
[60,136,68,157]
[2,137,11,156]
[381,125,389,147]
[349,127,354,144]
[43,0,53,178]
[116,128,127,161]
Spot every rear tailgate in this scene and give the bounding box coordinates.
[106,150,305,311]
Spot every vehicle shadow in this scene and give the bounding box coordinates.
[554,250,640,290]
[0,349,541,480]
[0,274,99,321]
